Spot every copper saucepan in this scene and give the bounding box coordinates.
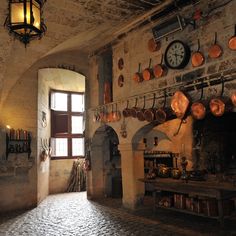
[143,58,153,81]
[208,32,222,59]
[137,96,146,121]
[231,91,236,106]
[155,91,173,124]
[209,78,226,117]
[191,39,205,67]
[133,63,143,83]
[123,100,131,118]
[144,93,157,122]
[113,103,121,122]
[130,98,140,118]
[191,86,206,120]
[153,54,167,78]
[148,38,161,52]
[228,24,236,51]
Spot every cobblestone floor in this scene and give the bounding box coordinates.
[0,192,235,236]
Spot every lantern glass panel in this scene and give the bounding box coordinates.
[10,3,24,24]
[32,2,40,29]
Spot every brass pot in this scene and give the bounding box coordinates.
[171,168,181,179]
[158,165,170,178]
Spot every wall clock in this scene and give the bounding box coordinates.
[164,40,191,69]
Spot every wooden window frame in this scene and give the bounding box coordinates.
[50,89,85,160]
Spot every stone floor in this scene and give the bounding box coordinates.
[0,192,235,236]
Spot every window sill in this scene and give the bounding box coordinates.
[51,156,84,160]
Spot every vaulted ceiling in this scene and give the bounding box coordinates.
[0,0,192,107]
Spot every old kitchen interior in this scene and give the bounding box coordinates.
[0,0,236,234]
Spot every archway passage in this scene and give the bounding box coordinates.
[91,125,122,198]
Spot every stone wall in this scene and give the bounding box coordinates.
[87,0,236,208]
[0,51,89,213]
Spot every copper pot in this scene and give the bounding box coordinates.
[144,94,156,122]
[137,96,146,121]
[191,39,204,67]
[113,103,121,122]
[171,91,190,119]
[231,91,236,106]
[130,98,140,118]
[153,54,167,78]
[228,25,236,51]
[208,32,222,59]
[148,38,161,52]
[123,100,131,118]
[191,87,206,120]
[142,58,153,81]
[133,63,143,83]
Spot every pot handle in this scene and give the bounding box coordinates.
[151,93,156,108]
[138,63,141,73]
[142,96,146,109]
[197,39,200,51]
[220,77,225,97]
[134,97,138,108]
[163,90,167,108]
[148,58,152,69]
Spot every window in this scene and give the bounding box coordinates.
[50,90,85,159]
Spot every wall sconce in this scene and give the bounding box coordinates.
[4,0,47,46]
[154,137,158,146]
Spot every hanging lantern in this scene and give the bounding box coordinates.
[4,0,47,46]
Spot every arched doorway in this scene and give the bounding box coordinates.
[91,125,122,198]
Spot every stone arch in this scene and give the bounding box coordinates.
[89,125,122,199]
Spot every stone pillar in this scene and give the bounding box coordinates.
[119,142,145,209]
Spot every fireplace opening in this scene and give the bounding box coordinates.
[193,112,236,175]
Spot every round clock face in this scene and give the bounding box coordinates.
[164,40,190,69]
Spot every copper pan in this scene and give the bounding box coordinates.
[143,58,154,81]
[208,32,222,59]
[228,25,236,51]
[209,78,227,117]
[191,39,204,67]
[153,54,167,78]
[148,38,161,52]
[107,104,114,123]
[130,98,140,118]
[133,63,143,83]
[171,91,190,119]
[231,91,236,106]
[191,86,207,120]
[137,96,146,121]
[155,91,173,123]
[123,100,131,118]
[144,94,157,122]
[113,103,121,122]
[100,107,108,123]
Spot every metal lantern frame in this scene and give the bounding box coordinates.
[4,0,47,46]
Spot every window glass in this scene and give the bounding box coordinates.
[52,138,68,156]
[72,138,84,156]
[71,94,84,112]
[51,92,67,111]
[71,116,84,134]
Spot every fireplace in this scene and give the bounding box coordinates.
[193,112,236,175]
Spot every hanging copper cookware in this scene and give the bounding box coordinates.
[153,54,167,78]
[118,74,124,87]
[118,58,124,70]
[155,91,173,123]
[171,91,190,119]
[208,32,222,59]
[143,59,153,81]
[123,100,131,118]
[100,106,108,123]
[144,94,157,122]
[130,98,140,118]
[228,25,236,51]
[231,91,236,106]
[210,78,226,117]
[133,63,143,83]
[137,96,146,121]
[148,38,161,52]
[107,104,114,123]
[113,103,121,122]
[191,39,205,67]
[191,86,206,120]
